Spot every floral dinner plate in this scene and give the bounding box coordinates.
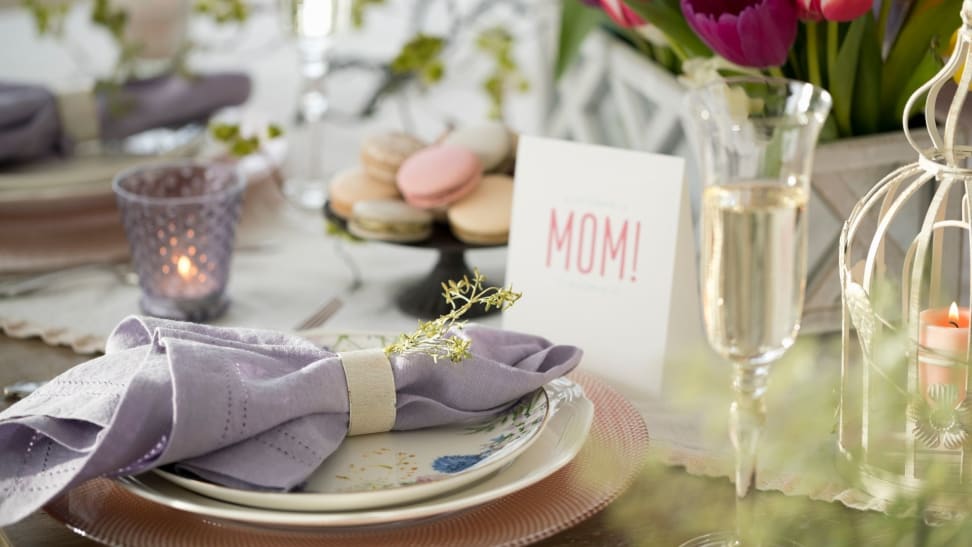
[153,387,550,511]
[116,377,593,528]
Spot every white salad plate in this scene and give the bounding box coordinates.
[117,377,593,528]
[153,386,550,511]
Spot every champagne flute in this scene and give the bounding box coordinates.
[277,0,351,209]
[683,78,831,547]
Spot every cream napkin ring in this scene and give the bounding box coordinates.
[55,89,100,143]
[338,349,397,436]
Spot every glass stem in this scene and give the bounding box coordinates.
[730,361,770,545]
[297,40,330,124]
[295,39,330,188]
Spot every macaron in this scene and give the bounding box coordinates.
[447,175,514,245]
[396,145,482,209]
[360,132,426,184]
[442,122,514,173]
[348,199,434,243]
[328,168,401,219]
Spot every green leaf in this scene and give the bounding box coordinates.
[422,60,444,84]
[819,113,840,143]
[624,1,710,59]
[881,0,961,123]
[650,0,682,11]
[892,51,942,129]
[850,15,881,136]
[390,34,444,77]
[828,16,868,137]
[351,0,387,28]
[555,1,607,80]
[210,123,239,142]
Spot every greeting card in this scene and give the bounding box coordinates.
[503,136,708,400]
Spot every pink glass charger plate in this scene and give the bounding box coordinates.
[44,371,649,547]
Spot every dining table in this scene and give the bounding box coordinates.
[3,317,972,546]
[2,150,972,546]
[3,149,972,544]
[7,3,972,545]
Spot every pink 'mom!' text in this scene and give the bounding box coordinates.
[545,208,641,282]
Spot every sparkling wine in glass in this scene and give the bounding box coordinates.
[702,182,808,365]
[277,0,351,209]
[684,78,831,547]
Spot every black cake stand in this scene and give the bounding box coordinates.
[323,202,503,320]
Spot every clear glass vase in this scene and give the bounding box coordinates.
[682,78,831,547]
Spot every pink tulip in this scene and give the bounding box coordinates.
[681,0,798,68]
[598,0,646,28]
[796,0,874,22]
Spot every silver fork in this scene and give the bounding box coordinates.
[294,239,364,332]
[294,297,345,331]
[0,262,138,298]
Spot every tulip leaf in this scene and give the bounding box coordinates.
[555,1,608,80]
[893,50,942,128]
[828,17,868,137]
[881,0,961,123]
[625,1,710,59]
[851,15,881,136]
[819,113,840,143]
[649,0,681,11]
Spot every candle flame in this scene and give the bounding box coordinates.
[176,256,193,280]
[950,302,960,325]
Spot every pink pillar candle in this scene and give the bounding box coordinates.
[918,303,971,405]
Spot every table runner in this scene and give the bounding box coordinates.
[0,169,509,353]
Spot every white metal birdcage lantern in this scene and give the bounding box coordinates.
[839,1,972,507]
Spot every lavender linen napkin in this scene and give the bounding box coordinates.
[0,316,581,526]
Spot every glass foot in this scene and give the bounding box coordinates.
[283,178,328,210]
[680,531,801,547]
[140,293,229,323]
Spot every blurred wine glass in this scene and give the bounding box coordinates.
[277,0,351,209]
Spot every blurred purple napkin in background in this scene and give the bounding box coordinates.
[0,72,250,164]
[0,316,582,526]
[99,72,251,140]
[0,82,67,164]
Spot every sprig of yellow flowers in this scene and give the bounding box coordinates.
[384,269,521,363]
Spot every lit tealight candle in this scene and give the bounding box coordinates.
[176,255,193,280]
[114,161,242,322]
[918,302,970,405]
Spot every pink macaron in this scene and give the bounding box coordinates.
[396,145,482,209]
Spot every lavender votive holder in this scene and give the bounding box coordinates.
[113,161,244,322]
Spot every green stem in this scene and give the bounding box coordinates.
[660,31,689,63]
[647,40,676,72]
[806,22,823,88]
[787,48,802,81]
[624,28,654,59]
[827,21,839,84]
[768,66,784,78]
